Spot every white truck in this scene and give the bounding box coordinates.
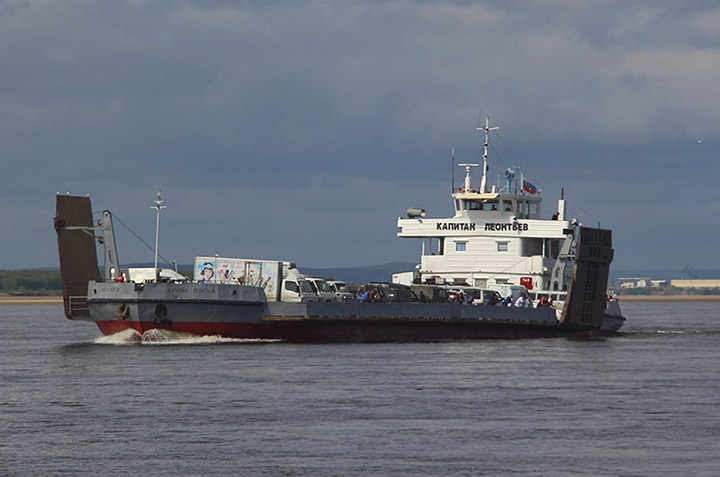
[193,256,317,302]
[305,277,335,302]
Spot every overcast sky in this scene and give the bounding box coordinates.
[1,0,718,271]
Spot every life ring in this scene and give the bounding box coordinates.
[117,303,129,319]
[154,304,168,319]
[153,304,173,327]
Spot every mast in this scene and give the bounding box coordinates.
[151,189,166,279]
[476,116,499,193]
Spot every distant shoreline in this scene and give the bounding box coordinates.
[0,296,63,305]
[616,295,720,302]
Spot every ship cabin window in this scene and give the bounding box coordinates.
[522,238,543,256]
[422,237,444,256]
[529,202,539,217]
[455,241,467,252]
[516,200,528,218]
[482,200,499,211]
[497,241,509,252]
[455,199,461,211]
[465,200,482,211]
[515,200,540,219]
[502,200,513,212]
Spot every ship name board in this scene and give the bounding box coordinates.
[434,222,530,232]
[437,222,476,231]
[485,222,529,231]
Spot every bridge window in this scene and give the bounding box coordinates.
[482,200,499,211]
[516,200,529,218]
[529,202,539,217]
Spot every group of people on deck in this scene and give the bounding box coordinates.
[356,287,382,303]
[501,292,554,309]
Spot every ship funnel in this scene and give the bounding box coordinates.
[407,208,426,218]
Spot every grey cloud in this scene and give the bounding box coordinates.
[1,0,719,269]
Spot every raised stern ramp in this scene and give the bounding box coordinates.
[54,195,101,318]
[561,226,614,328]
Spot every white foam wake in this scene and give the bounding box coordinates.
[93,328,142,344]
[93,328,281,345]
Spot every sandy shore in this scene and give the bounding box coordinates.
[0,296,63,305]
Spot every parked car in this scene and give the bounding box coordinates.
[410,284,449,303]
[366,282,419,303]
[327,280,355,302]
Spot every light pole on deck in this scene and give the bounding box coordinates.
[151,190,166,281]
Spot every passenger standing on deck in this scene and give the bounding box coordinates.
[514,294,526,307]
[419,291,427,303]
[488,292,502,306]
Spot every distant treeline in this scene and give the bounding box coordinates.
[0,269,62,295]
[0,268,195,296]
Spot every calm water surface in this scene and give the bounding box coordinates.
[1,301,718,476]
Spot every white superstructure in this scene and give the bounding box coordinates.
[396,117,576,301]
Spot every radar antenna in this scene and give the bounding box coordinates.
[457,163,480,192]
[476,116,499,193]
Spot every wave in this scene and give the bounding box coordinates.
[93,328,282,345]
[617,328,720,339]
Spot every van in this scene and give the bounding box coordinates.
[486,284,528,303]
[448,286,483,305]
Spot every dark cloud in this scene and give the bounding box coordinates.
[1,0,719,270]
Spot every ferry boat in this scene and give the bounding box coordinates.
[395,117,619,317]
[53,120,624,342]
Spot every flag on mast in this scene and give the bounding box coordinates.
[522,179,538,195]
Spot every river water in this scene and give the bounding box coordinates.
[1,301,718,476]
